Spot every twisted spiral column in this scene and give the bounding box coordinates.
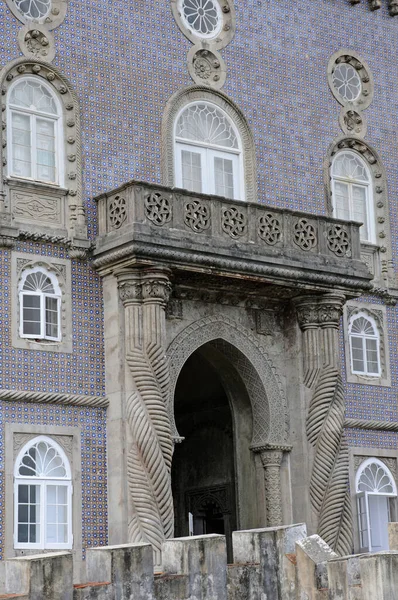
[295,293,353,555]
[117,267,174,568]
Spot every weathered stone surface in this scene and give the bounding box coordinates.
[360,552,398,600]
[162,534,227,600]
[6,552,73,600]
[86,543,155,600]
[232,524,307,600]
[296,535,337,600]
[388,521,398,550]
[327,554,362,600]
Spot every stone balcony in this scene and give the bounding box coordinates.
[93,180,372,298]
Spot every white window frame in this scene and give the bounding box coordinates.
[19,266,62,342]
[14,435,73,550]
[355,458,397,553]
[348,312,381,377]
[7,76,64,186]
[174,102,244,201]
[331,150,375,244]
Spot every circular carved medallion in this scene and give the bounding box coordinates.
[293,218,317,251]
[221,206,247,238]
[327,224,351,257]
[184,200,211,232]
[108,195,127,229]
[258,213,282,245]
[144,192,172,226]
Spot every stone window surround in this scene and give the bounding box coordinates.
[4,423,82,565]
[343,301,390,387]
[14,434,72,550]
[327,49,374,110]
[349,447,398,553]
[170,0,236,50]
[11,251,72,353]
[0,58,87,244]
[161,86,258,204]
[7,75,65,187]
[324,136,395,290]
[5,0,68,30]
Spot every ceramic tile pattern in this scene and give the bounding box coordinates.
[0,0,397,558]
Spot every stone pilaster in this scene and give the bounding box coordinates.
[318,293,345,369]
[294,297,321,388]
[116,266,174,569]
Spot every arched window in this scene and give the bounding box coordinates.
[14,436,72,549]
[331,151,374,243]
[7,77,63,185]
[19,267,61,341]
[349,313,380,376]
[356,458,397,552]
[174,101,243,200]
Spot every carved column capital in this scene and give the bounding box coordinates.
[116,269,143,305]
[141,268,172,307]
[293,296,320,330]
[317,293,345,329]
[260,449,283,468]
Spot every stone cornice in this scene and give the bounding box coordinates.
[345,418,398,432]
[0,389,108,408]
[92,241,372,296]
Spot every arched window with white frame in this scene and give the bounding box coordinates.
[14,436,72,549]
[7,77,63,185]
[19,266,61,341]
[356,458,397,552]
[331,150,374,243]
[174,101,243,200]
[349,312,380,377]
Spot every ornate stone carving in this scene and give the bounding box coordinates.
[165,298,183,320]
[307,366,353,555]
[327,224,351,257]
[166,315,288,447]
[187,46,226,89]
[6,0,68,28]
[13,432,73,462]
[339,107,366,138]
[184,199,210,233]
[260,449,283,527]
[170,0,236,49]
[18,26,56,62]
[258,213,282,245]
[12,191,61,224]
[108,195,127,229]
[327,51,374,109]
[354,455,397,481]
[144,192,172,226]
[221,206,247,238]
[293,218,317,251]
[116,268,174,567]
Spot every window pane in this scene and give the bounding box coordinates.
[45,297,58,338]
[181,150,202,193]
[333,181,350,220]
[214,156,234,198]
[12,112,32,178]
[17,484,40,544]
[22,294,41,336]
[46,485,69,545]
[351,336,365,372]
[36,118,56,182]
[353,185,369,241]
[366,338,380,374]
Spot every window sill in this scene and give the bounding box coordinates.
[347,372,391,388]
[7,177,68,195]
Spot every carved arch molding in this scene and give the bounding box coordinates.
[166,315,288,447]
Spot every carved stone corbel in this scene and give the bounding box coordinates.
[116,266,174,569]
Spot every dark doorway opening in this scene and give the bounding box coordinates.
[172,346,237,561]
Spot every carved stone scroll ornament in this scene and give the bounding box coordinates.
[117,268,174,568]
